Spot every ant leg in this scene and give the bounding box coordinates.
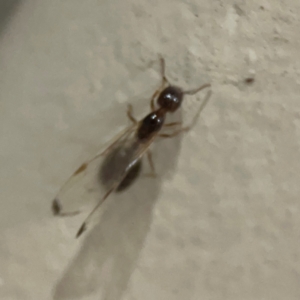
[158,131,185,138]
[150,89,160,111]
[127,104,138,124]
[144,150,157,177]
[150,56,169,111]
[163,122,182,128]
[183,83,211,95]
[158,90,212,138]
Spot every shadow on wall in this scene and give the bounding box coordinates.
[52,108,183,300]
[0,1,22,36]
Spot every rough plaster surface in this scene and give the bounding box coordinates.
[1,0,300,299]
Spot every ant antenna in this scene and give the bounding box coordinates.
[159,56,169,86]
[183,83,211,95]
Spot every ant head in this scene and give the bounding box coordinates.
[157,86,183,112]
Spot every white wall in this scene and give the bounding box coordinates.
[1,1,300,299]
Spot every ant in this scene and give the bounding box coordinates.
[52,57,212,237]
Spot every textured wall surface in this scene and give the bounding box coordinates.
[1,1,300,299]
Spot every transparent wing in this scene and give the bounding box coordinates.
[52,123,136,215]
[52,122,157,237]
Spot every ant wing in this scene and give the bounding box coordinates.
[52,123,137,219]
[73,133,157,238]
[52,120,157,238]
